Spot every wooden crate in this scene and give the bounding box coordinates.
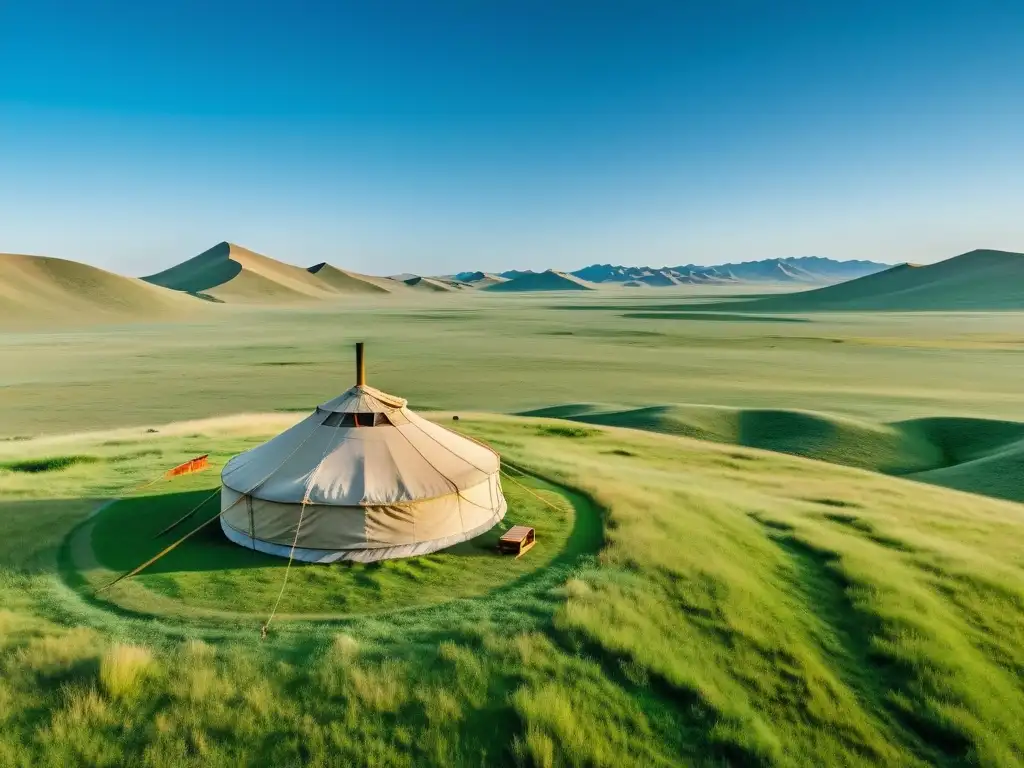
[498,525,536,558]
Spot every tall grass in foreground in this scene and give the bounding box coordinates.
[98,644,153,700]
[0,417,1023,766]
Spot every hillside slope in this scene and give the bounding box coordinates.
[0,253,202,329]
[4,416,1024,765]
[143,242,341,303]
[722,249,1024,311]
[486,270,594,292]
[403,276,459,292]
[306,263,392,293]
[522,403,1024,502]
[454,271,509,287]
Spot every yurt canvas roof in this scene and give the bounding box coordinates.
[221,387,499,506]
[218,343,507,563]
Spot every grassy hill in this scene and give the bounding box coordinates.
[714,249,1024,312]
[142,242,348,303]
[522,403,1024,502]
[3,295,1024,764]
[486,270,594,292]
[2,414,1023,765]
[0,252,203,329]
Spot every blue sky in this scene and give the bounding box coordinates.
[1,1,1021,275]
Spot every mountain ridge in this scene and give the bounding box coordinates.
[485,269,594,292]
[143,242,401,302]
[567,256,888,286]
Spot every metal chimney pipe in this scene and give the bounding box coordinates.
[356,342,365,386]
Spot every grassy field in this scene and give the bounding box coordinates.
[2,290,1024,439]
[81,465,591,619]
[1,289,1023,766]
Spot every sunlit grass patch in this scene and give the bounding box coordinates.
[16,627,100,678]
[98,644,154,700]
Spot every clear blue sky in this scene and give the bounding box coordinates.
[1,1,1021,276]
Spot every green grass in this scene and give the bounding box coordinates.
[522,403,1024,502]
[1,455,101,473]
[1,294,1024,765]
[80,470,593,618]
[3,294,1024,440]
[612,250,1024,313]
[1,416,1023,766]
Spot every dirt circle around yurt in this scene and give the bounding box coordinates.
[62,466,601,623]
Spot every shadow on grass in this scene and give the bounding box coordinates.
[54,469,604,630]
[88,489,276,574]
[87,470,602,581]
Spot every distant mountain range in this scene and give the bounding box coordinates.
[689,250,1024,312]
[562,257,889,286]
[4,243,1017,331]
[485,270,592,292]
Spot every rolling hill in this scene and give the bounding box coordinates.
[710,249,1024,311]
[498,269,538,280]
[144,242,399,303]
[521,403,1024,502]
[403,275,460,292]
[485,270,594,292]
[454,271,509,287]
[143,242,344,303]
[306,262,393,294]
[0,252,203,329]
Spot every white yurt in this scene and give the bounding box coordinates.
[219,344,507,562]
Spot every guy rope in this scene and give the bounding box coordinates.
[499,462,567,515]
[260,411,343,638]
[95,412,332,600]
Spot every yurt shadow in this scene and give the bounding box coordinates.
[89,488,286,575]
[78,470,597,620]
[77,344,603,617]
[88,476,577,578]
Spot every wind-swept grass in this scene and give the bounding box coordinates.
[1,296,1023,765]
[0,415,1022,765]
[525,403,1024,502]
[99,644,153,700]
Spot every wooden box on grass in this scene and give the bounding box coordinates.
[498,526,536,558]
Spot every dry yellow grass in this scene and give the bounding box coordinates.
[99,644,154,700]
